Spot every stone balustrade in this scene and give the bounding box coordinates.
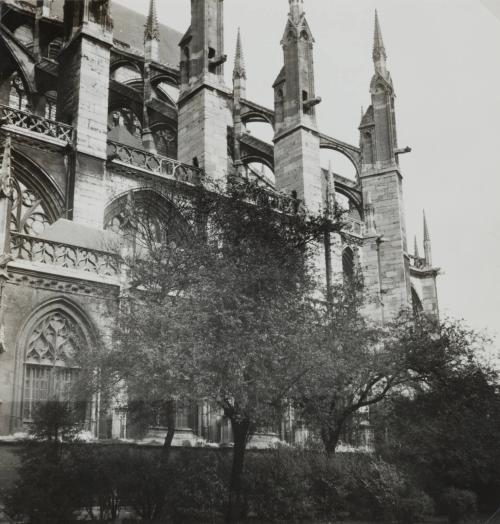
[11,233,120,278]
[0,104,75,144]
[107,140,203,185]
[229,175,301,215]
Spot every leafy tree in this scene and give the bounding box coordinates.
[295,303,488,455]
[374,354,500,511]
[89,177,341,522]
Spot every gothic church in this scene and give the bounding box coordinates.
[0,0,439,444]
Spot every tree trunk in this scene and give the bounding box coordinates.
[152,400,176,520]
[160,400,176,466]
[321,424,343,456]
[226,418,251,524]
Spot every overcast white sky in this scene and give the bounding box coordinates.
[116,0,500,343]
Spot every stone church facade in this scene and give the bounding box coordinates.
[0,0,439,445]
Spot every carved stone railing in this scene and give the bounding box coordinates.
[0,105,75,144]
[345,218,365,238]
[11,233,120,279]
[229,176,301,215]
[107,141,203,185]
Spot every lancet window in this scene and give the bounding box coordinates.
[9,73,28,111]
[342,246,355,282]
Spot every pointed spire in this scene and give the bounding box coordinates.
[423,210,432,266]
[289,0,304,24]
[233,28,246,80]
[423,211,430,241]
[0,135,13,198]
[144,0,160,43]
[373,10,388,76]
[414,235,420,258]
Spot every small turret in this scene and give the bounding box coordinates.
[179,0,227,91]
[142,0,160,152]
[360,10,398,171]
[272,0,322,210]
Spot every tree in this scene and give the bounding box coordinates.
[295,299,489,455]
[89,177,339,523]
[374,355,500,511]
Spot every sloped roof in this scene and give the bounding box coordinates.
[20,0,182,67]
[41,219,120,252]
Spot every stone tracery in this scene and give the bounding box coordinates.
[23,311,83,421]
[11,178,52,236]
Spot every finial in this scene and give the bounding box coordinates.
[423,210,430,241]
[414,235,420,258]
[144,0,160,42]
[0,135,13,198]
[289,0,304,24]
[233,28,246,80]
[373,10,388,74]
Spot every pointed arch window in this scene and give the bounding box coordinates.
[104,190,190,261]
[23,311,83,421]
[9,73,28,111]
[342,246,355,282]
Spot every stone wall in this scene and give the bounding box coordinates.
[361,169,411,320]
[178,87,232,183]
[274,127,322,212]
[0,267,119,436]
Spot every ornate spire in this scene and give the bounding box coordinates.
[233,28,246,80]
[373,10,388,76]
[0,135,13,198]
[289,0,304,24]
[144,0,160,42]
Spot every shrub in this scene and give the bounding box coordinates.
[165,449,229,522]
[441,487,477,523]
[244,447,315,522]
[5,443,81,524]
